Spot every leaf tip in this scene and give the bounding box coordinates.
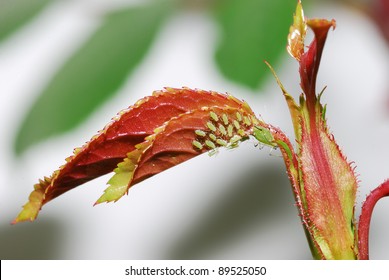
[287,0,307,61]
[12,176,54,224]
[12,191,44,224]
[94,188,128,206]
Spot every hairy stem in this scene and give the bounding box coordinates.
[358,179,389,260]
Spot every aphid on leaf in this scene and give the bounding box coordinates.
[253,126,277,147]
[216,139,228,147]
[233,120,241,130]
[227,124,234,137]
[222,114,229,125]
[13,87,261,224]
[237,129,246,137]
[195,130,206,137]
[244,116,252,126]
[209,134,217,142]
[230,135,242,144]
[218,124,227,136]
[192,140,203,150]
[206,121,217,132]
[236,112,242,122]
[210,111,219,122]
[205,140,217,149]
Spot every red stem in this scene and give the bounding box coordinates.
[358,179,389,260]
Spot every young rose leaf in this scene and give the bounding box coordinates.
[95,140,151,204]
[13,88,260,223]
[274,2,358,259]
[287,0,307,61]
[298,23,359,259]
[14,2,172,155]
[96,106,260,204]
[263,1,359,259]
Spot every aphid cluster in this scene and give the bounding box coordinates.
[192,109,257,153]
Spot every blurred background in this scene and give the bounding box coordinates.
[0,0,388,259]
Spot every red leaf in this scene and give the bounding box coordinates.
[13,88,259,223]
[95,105,260,205]
[133,106,257,184]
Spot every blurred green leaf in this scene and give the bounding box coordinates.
[213,0,295,89]
[15,2,173,155]
[0,0,52,42]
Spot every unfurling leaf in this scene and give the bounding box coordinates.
[287,0,306,61]
[13,88,261,223]
[272,3,357,259]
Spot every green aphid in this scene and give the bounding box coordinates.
[207,121,217,132]
[195,130,206,137]
[216,139,228,146]
[209,133,217,141]
[253,126,276,147]
[230,135,242,143]
[233,120,240,130]
[227,124,234,137]
[218,124,227,136]
[192,140,203,150]
[205,140,216,149]
[236,112,242,122]
[222,114,229,125]
[243,116,252,126]
[210,111,219,122]
[237,129,246,137]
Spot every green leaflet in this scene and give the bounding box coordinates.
[213,0,295,89]
[14,1,173,154]
[0,0,52,42]
[95,141,152,205]
[12,176,51,224]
